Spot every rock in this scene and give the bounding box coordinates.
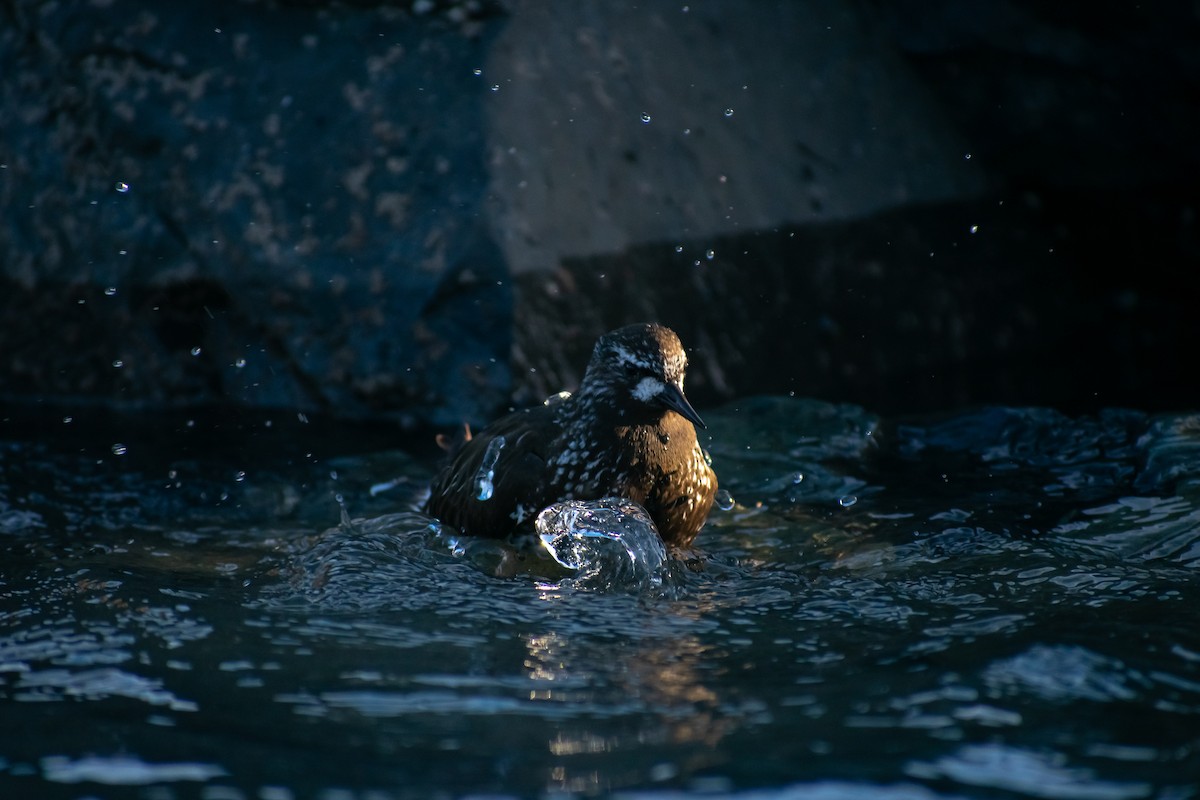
[0,0,510,427]
[0,0,1195,428]
[483,0,985,274]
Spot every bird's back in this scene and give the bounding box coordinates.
[424,405,561,537]
[423,399,716,546]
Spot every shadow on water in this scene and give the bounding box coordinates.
[1,397,1199,798]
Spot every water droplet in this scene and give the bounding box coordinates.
[705,249,715,260]
[792,472,804,484]
[472,68,482,76]
[674,245,683,253]
[168,470,177,480]
[234,358,246,369]
[369,477,404,497]
[543,391,572,407]
[838,494,858,508]
[104,286,117,296]
[475,435,506,501]
[970,225,979,234]
[115,181,130,193]
[329,470,339,481]
[964,153,972,160]
[112,359,124,368]
[63,416,73,424]
[715,489,735,511]
[490,84,499,92]
[641,113,652,124]
[703,449,713,467]
[234,471,246,482]
[112,443,128,456]
[724,108,734,117]
[190,347,202,356]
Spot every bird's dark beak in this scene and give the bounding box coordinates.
[659,383,706,429]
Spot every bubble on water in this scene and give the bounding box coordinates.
[715,489,735,511]
[234,358,246,369]
[104,286,117,296]
[705,249,715,260]
[112,359,124,368]
[115,181,130,193]
[724,108,734,117]
[838,494,858,508]
[641,113,652,124]
[191,347,202,356]
[792,472,804,484]
[112,443,128,456]
[490,84,500,92]
[475,435,506,501]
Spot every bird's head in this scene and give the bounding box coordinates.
[580,322,706,429]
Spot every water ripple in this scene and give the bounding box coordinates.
[906,743,1154,799]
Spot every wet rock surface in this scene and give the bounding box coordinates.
[1,0,1196,426]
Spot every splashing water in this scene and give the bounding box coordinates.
[715,488,735,511]
[475,436,506,501]
[537,498,668,590]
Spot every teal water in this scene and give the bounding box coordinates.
[1,397,1198,799]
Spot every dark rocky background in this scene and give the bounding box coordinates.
[2,0,1197,438]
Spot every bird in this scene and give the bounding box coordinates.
[423,322,717,547]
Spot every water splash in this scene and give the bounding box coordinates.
[537,498,667,590]
[475,436,505,501]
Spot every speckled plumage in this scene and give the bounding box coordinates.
[423,323,718,547]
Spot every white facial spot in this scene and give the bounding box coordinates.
[632,376,665,402]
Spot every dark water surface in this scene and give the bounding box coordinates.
[2,397,1198,799]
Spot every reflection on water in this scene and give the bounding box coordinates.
[1,398,1198,798]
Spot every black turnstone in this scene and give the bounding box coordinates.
[423,323,718,547]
